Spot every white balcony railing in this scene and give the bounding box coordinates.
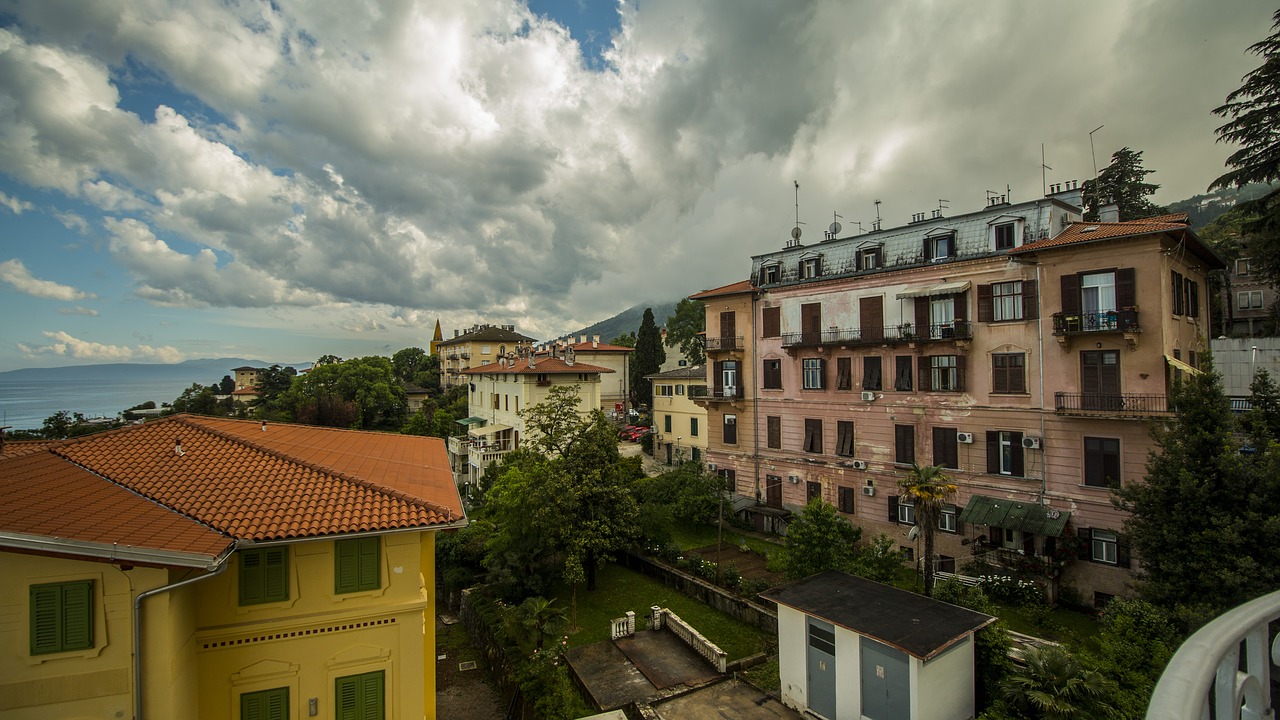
[1146,588,1280,720]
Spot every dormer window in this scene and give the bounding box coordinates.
[994,222,1016,250]
[856,245,883,270]
[759,263,781,285]
[923,231,955,262]
[799,254,823,279]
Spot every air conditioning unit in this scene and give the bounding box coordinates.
[1022,435,1042,450]
[850,459,868,470]
[861,486,876,496]
[707,463,717,472]
[861,391,877,401]
[956,432,975,444]
[788,475,801,484]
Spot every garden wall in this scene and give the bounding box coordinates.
[618,551,778,634]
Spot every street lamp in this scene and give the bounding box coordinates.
[676,436,682,465]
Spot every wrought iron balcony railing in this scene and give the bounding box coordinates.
[706,335,744,351]
[1054,392,1173,416]
[1052,309,1141,335]
[687,385,709,398]
[700,385,743,402]
[781,321,972,349]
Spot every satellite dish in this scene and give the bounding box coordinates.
[829,221,842,235]
[791,226,802,240]
[907,526,920,541]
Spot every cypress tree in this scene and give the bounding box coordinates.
[630,308,665,409]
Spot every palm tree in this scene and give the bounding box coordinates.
[505,597,568,652]
[897,463,957,596]
[999,645,1116,720]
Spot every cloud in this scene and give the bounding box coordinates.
[0,191,32,214]
[57,305,99,316]
[18,330,187,363]
[0,258,93,300]
[54,210,90,232]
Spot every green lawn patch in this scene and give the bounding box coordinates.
[669,522,783,556]
[551,562,770,661]
[998,603,1100,645]
[740,656,780,694]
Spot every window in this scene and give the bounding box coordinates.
[481,345,491,355]
[836,357,852,391]
[857,246,882,270]
[895,425,915,464]
[763,359,782,390]
[1239,290,1264,310]
[767,416,781,449]
[986,431,1024,476]
[335,537,380,594]
[926,355,962,392]
[723,415,737,445]
[930,296,955,338]
[719,360,740,396]
[30,580,94,654]
[676,384,684,396]
[690,418,698,437]
[992,282,1023,321]
[896,497,916,525]
[939,505,958,533]
[336,670,384,720]
[240,547,289,605]
[894,356,913,391]
[762,306,781,337]
[1081,271,1118,326]
[492,393,501,409]
[994,222,1016,250]
[1091,529,1118,565]
[924,232,954,261]
[862,356,882,390]
[1187,279,1200,318]
[800,256,822,279]
[656,384,673,397]
[720,468,738,493]
[837,486,856,513]
[760,264,780,285]
[1237,257,1254,275]
[241,687,289,720]
[802,358,826,390]
[664,415,672,433]
[1171,270,1185,315]
[1189,350,1198,369]
[1084,437,1121,488]
[992,353,1026,394]
[932,426,958,469]
[804,418,823,454]
[806,481,822,504]
[836,421,855,457]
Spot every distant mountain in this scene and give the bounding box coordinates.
[562,300,681,344]
[0,357,310,382]
[1166,183,1277,230]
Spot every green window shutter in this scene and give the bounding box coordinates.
[241,687,289,720]
[30,584,61,654]
[336,675,359,720]
[60,580,94,650]
[335,538,381,594]
[358,538,380,591]
[336,671,383,720]
[263,548,288,602]
[240,548,289,605]
[362,671,384,720]
[240,550,264,604]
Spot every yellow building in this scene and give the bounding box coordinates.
[0,415,465,720]
[647,364,709,466]
[437,324,537,389]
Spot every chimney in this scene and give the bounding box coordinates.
[454,329,460,338]
[1047,180,1084,211]
[592,335,599,348]
[579,335,586,344]
[1099,202,1120,223]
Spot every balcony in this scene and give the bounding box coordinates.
[781,321,972,349]
[1055,392,1173,417]
[699,385,743,403]
[1052,309,1141,335]
[447,436,470,457]
[447,352,460,360]
[687,385,709,398]
[706,335,744,352]
[1145,588,1280,719]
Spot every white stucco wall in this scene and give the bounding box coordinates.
[776,604,808,712]
[912,635,975,720]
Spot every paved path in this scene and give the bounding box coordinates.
[436,616,504,720]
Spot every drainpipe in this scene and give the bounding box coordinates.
[752,290,762,505]
[133,553,232,720]
[1037,260,1047,508]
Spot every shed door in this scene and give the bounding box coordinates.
[766,474,783,509]
[861,636,910,720]
[807,618,837,720]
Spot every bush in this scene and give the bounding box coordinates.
[722,563,742,590]
[977,575,1044,607]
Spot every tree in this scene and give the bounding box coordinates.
[255,364,297,408]
[41,410,79,438]
[1211,10,1280,291]
[282,356,405,429]
[1117,350,1280,622]
[897,463,957,596]
[933,579,1013,713]
[170,383,219,415]
[609,332,636,348]
[776,499,862,580]
[1244,368,1280,448]
[630,308,665,408]
[1085,598,1181,720]
[218,375,235,395]
[847,533,905,584]
[391,347,428,382]
[665,298,705,366]
[997,645,1116,720]
[504,597,568,653]
[315,354,343,366]
[519,385,591,457]
[1081,147,1164,221]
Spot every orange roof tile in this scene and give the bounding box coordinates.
[1,416,465,561]
[1012,216,1190,253]
[461,358,614,375]
[689,279,756,300]
[1,439,58,459]
[562,342,633,353]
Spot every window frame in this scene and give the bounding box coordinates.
[760,264,781,285]
[802,358,826,390]
[803,418,823,454]
[723,414,737,445]
[335,536,381,595]
[991,281,1023,321]
[690,417,698,437]
[863,356,883,391]
[992,353,1026,394]
[762,359,783,390]
[894,425,915,465]
[837,486,856,514]
[335,670,384,720]
[30,579,94,655]
[897,499,916,525]
[1237,257,1253,275]
[1083,436,1121,488]
[930,355,960,392]
[836,420,855,457]
[939,505,958,533]
[994,222,1016,250]
[664,415,672,433]
[766,416,781,449]
[241,686,290,720]
[894,355,913,391]
[1091,529,1118,565]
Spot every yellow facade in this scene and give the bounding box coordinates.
[2,531,440,720]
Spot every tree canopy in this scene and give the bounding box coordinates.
[630,308,665,408]
[1081,147,1164,221]
[281,356,405,429]
[776,499,862,580]
[665,298,705,366]
[897,463,957,596]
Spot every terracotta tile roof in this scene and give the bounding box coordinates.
[461,358,614,375]
[231,386,259,396]
[1,439,58,459]
[1011,214,1190,253]
[1,416,465,559]
[689,279,756,300]
[0,450,233,559]
[563,342,633,353]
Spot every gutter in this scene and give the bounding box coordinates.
[233,518,471,549]
[133,548,233,720]
[0,532,227,569]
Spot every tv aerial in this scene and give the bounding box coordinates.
[829,211,843,237]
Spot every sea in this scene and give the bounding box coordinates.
[0,358,295,431]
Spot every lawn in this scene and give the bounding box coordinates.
[551,562,772,661]
[669,521,784,557]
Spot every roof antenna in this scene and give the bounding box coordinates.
[787,180,804,247]
[827,212,843,240]
[1041,143,1052,196]
[873,200,882,232]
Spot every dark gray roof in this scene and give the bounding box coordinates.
[645,364,706,381]
[438,325,536,345]
[761,571,994,660]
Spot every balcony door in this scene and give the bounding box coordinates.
[801,303,822,345]
[1082,350,1121,410]
[860,296,883,341]
[721,360,739,397]
[720,311,736,347]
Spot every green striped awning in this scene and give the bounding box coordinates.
[957,495,1071,537]
[455,416,487,426]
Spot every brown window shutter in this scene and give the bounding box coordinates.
[954,292,968,321]
[915,300,930,336]
[768,416,781,449]
[977,284,993,322]
[819,358,828,390]
[955,355,966,392]
[762,306,780,338]
[986,431,1000,474]
[1012,432,1025,476]
[1116,267,1136,307]
[922,237,932,262]
[918,359,932,392]
[1022,279,1038,320]
[888,495,899,522]
[1060,274,1080,316]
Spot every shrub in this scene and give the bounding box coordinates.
[977,575,1044,606]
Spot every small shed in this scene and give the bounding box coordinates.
[761,571,994,720]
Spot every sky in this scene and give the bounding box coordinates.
[0,0,1272,372]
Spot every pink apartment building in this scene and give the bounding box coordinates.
[695,188,1223,605]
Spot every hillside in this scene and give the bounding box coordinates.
[1165,182,1276,230]
[564,300,681,343]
